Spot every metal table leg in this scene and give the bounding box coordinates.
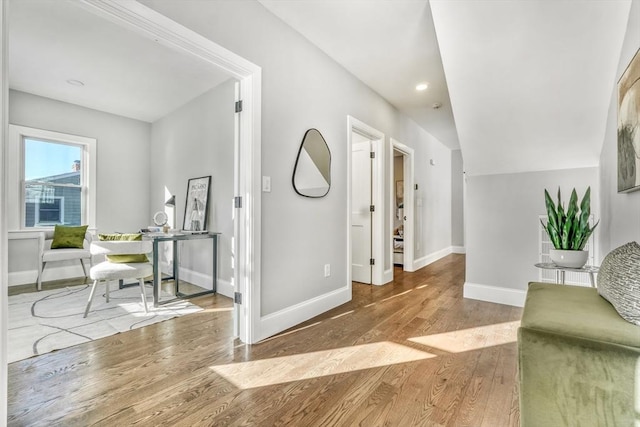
[153,239,160,307]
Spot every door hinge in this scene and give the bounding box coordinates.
[234,292,242,304]
[370,205,375,212]
[370,258,375,266]
[235,100,243,113]
[370,152,375,159]
[234,196,242,208]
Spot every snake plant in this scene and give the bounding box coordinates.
[541,187,599,250]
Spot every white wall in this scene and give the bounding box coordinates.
[451,149,464,249]
[140,1,454,326]
[599,0,640,258]
[9,90,151,232]
[465,167,598,306]
[7,90,151,284]
[149,80,235,296]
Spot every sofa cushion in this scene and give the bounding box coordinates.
[522,282,640,349]
[597,241,640,326]
[51,225,88,249]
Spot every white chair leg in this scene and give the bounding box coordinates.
[37,261,46,291]
[139,279,148,313]
[80,259,89,278]
[84,280,99,318]
[106,280,110,303]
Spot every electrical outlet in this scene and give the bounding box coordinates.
[324,264,331,277]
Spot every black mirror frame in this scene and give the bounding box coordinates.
[292,128,331,198]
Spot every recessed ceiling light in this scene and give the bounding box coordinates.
[415,82,428,91]
[66,79,84,87]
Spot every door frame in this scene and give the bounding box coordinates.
[75,0,262,344]
[347,116,385,286]
[389,139,415,273]
[0,2,264,409]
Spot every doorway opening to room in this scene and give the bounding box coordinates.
[390,139,415,275]
[1,0,262,372]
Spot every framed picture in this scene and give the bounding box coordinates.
[183,176,211,231]
[617,48,640,193]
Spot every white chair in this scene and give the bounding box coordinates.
[38,230,92,291]
[84,240,153,318]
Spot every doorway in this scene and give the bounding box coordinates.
[351,134,372,284]
[390,139,415,273]
[347,116,386,286]
[1,0,263,405]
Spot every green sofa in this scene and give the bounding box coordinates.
[518,282,640,426]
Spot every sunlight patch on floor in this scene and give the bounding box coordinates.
[210,341,435,389]
[199,307,234,313]
[381,289,413,302]
[258,321,323,343]
[408,321,520,353]
[331,310,354,319]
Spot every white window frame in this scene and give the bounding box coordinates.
[7,125,96,230]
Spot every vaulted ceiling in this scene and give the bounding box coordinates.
[260,0,632,175]
[9,0,633,176]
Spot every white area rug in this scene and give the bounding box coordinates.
[8,282,202,363]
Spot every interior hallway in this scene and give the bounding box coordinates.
[8,254,522,426]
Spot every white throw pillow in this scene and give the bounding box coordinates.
[597,241,640,326]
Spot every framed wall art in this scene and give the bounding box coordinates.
[618,48,640,193]
[183,176,211,231]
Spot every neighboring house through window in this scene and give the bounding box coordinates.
[7,125,97,230]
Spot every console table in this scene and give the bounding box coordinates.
[534,262,599,288]
[144,232,220,307]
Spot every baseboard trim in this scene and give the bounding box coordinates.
[451,246,466,254]
[175,267,233,299]
[8,264,86,287]
[412,246,453,271]
[463,282,526,307]
[8,271,37,287]
[258,286,351,341]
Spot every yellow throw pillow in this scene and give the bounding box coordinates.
[98,233,149,263]
[98,233,142,241]
[51,225,88,249]
[105,254,149,263]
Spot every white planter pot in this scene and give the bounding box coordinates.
[549,249,588,268]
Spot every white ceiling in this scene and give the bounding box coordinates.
[259,0,460,150]
[430,0,632,176]
[260,0,632,176]
[9,0,231,123]
[9,1,633,176]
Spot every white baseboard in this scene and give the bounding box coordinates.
[8,264,86,287]
[412,246,453,271]
[382,268,393,285]
[451,246,466,254]
[8,270,37,287]
[173,266,233,299]
[463,282,526,307]
[258,285,351,341]
[10,264,234,299]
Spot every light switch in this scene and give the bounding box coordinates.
[262,176,271,192]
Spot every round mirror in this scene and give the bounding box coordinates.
[292,129,331,198]
[153,211,168,226]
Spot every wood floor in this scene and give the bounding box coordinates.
[7,254,522,426]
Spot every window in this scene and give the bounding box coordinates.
[8,126,96,230]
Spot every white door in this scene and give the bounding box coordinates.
[352,140,372,284]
